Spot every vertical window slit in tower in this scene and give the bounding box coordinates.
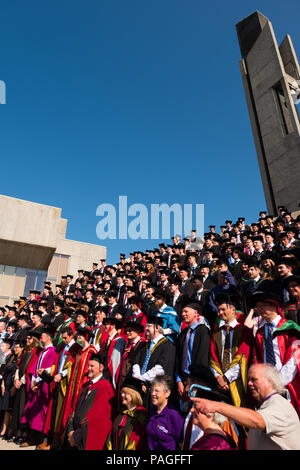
[291,88,300,124]
[273,83,294,135]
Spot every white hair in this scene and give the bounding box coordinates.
[151,374,172,393]
[249,363,285,395]
[211,412,228,427]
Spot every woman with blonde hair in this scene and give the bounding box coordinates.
[106,377,147,450]
[260,255,278,281]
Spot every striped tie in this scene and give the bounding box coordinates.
[265,323,276,366]
[221,325,231,373]
[181,328,192,373]
[141,341,154,375]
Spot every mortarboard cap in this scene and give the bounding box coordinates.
[283,275,300,288]
[102,317,123,330]
[249,289,281,309]
[252,235,264,243]
[2,337,14,347]
[147,315,164,328]
[76,326,94,340]
[89,352,106,365]
[41,324,56,338]
[121,376,146,398]
[124,320,144,334]
[26,329,42,340]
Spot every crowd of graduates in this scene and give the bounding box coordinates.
[0,206,300,450]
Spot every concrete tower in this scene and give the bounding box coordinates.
[236,11,300,215]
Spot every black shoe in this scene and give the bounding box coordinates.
[14,437,24,444]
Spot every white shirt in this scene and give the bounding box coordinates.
[84,373,104,397]
[173,292,180,306]
[34,343,53,384]
[183,411,204,449]
[260,315,298,386]
[58,339,75,375]
[265,243,275,250]
[91,373,103,385]
[90,323,103,349]
[132,334,165,383]
[196,288,204,300]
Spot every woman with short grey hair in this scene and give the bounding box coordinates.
[146,375,184,450]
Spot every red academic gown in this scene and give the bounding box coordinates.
[43,341,82,436]
[254,317,300,417]
[125,311,147,339]
[209,320,254,447]
[91,323,109,350]
[100,333,126,387]
[57,344,97,438]
[210,322,252,399]
[70,377,115,450]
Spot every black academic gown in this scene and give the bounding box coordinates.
[175,322,211,382]
[50,313,65,331]
[132,336,176,381]
[10,350,34,434]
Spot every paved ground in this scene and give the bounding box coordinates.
[0,438,36,450]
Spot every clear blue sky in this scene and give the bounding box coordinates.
[0,1,299,264]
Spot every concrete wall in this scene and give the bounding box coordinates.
[236,11,300,215]
[0,195,63,270]
[0,264,47,307]
[0,195,62,248]
[52,238,106,281]
[0,194,107,303]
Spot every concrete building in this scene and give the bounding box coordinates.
[0,194,106,307]
[236,11,300,215]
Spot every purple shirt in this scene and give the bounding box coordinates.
[146,402,184,450]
